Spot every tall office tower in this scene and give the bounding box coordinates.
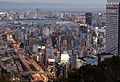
[85,12,92,26]
[106,0,120,55]
[24,34,30,49]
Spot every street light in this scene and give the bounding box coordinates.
[12,77,20,82]
[12,78,15,81]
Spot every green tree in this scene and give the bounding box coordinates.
[62,56,120,82]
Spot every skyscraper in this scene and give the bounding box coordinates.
[106,0,120,55]
[85,12,92,26]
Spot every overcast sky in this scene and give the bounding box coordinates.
[0,0,106,4]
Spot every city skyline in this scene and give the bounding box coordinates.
[1,0,120,82]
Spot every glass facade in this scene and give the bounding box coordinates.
[106,0,120,55]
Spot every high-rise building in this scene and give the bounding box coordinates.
[85,12,92,26]
[106,0,120,55]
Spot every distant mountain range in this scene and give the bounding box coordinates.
[0,1,105,11]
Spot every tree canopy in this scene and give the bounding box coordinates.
[62,56,120,82]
